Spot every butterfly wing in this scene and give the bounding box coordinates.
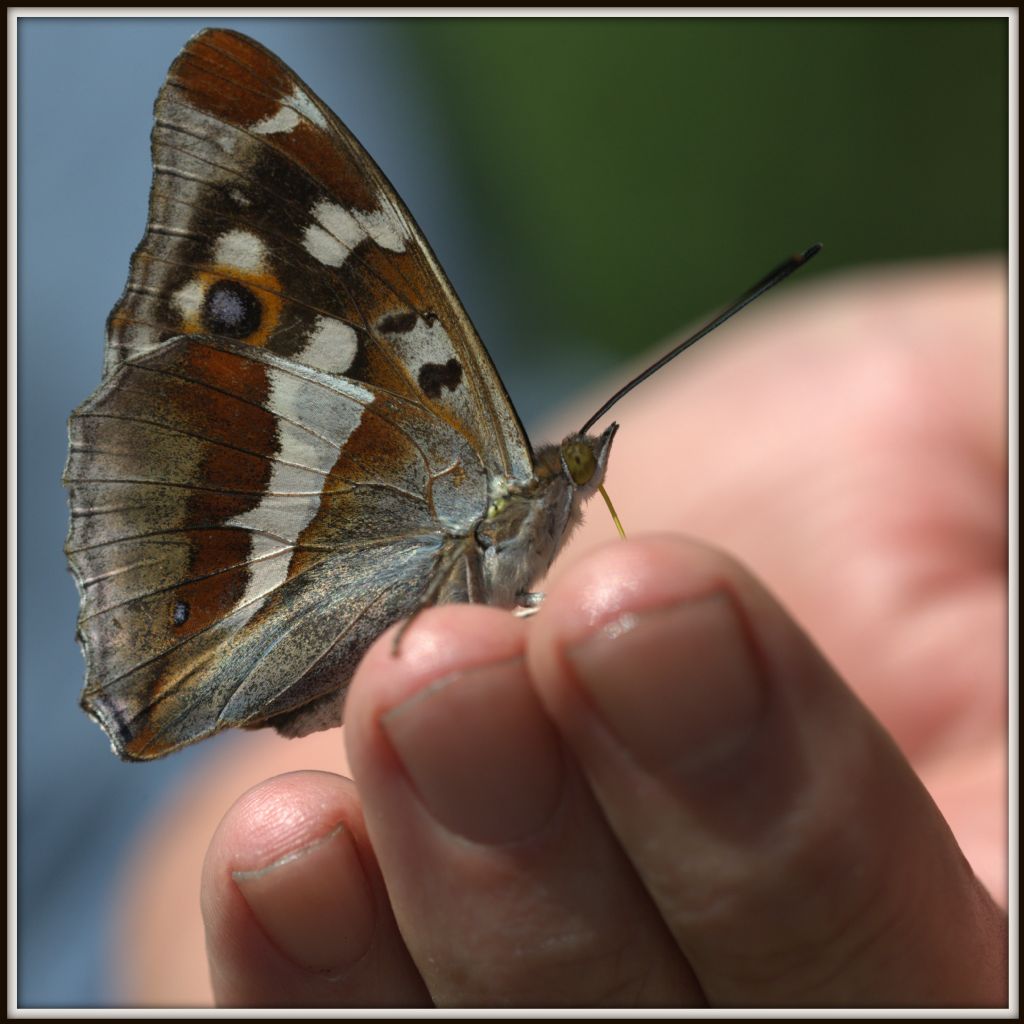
[66,29,531,759]
[105,27,533,482]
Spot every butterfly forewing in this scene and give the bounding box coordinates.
[107,28,532,482]
[67,28,534,759]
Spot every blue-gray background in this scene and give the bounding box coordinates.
[17,15,1007,1008]
[18,16,521,1008]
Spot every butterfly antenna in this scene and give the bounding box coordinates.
[579,242,823,436]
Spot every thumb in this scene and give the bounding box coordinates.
[527,537,1007,1007]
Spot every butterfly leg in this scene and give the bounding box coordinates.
[513,591,545,618]
[390,537,483,654]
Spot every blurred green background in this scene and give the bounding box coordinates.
[398,17,1007,365]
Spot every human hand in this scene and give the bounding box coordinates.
[114,259,1008,1007]
[200,535,1007,1007]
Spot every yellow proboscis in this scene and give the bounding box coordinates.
[599,484,626,540]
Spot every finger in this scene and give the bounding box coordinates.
[528,536,1008,1008]
[344,605,700,1007]
[202,770,430,1007]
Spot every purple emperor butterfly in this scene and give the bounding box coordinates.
[65,29,819,760]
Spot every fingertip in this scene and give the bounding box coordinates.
[529,536,768,728]
[526,535,1007,1006]
[202,770,368,928]
[202,771,427,1007]
[345,604,528,760]
[202,772,371,992]
[347,603,554,848]
[536,534,745,641]
[354,604,528,697]
[528,537,800,811]
[530,534,832,719]
[337,577,700,1006]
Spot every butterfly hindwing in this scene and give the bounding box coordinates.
[66,331,492,757]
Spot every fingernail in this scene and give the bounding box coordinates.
[380,658,564,844]
[233,823,375,974]
[568,592,767,776]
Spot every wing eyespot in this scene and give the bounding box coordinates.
[172,599,191,627]
[202,279,263,339]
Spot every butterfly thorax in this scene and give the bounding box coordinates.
[475,424,618,607]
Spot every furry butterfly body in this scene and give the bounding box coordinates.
[65,29,616,760]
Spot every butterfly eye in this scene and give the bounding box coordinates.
[561,440,597,487]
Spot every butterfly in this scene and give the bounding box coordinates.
[65,28,818,761]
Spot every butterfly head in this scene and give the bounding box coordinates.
[557,422,618,500]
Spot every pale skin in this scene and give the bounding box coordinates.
[111,259,1008,1007]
